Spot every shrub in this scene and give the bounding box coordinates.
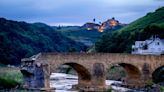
[145,79,154,87]
[107,86,113,92]
[160,86,164,92]
[0,67,23,88]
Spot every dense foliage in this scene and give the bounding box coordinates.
[0,18,87,65]
[55,26,103,46]
[95,7,164,53]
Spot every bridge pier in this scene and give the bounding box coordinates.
[20,59,53,91]
[20,60,45,89]
[142,63,152,87]
[90,63,106,91]
[20,53,164,91]
[73,63,107,91]
[42,64,50,89]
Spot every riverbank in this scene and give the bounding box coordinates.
[1,66,164,92]
[0,65,22,89]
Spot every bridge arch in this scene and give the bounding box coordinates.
[108,63,142,78]
[152,65,164,84]
[119,63,142,78]
[57,62,91,81]
[50,62,92,89]
[107,62,142,87]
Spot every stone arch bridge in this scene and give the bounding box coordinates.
[20,53,164,91]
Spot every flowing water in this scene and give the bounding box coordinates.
[50,73,130,92]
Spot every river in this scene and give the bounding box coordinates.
[50,73,131,92]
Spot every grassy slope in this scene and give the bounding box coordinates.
[118,7,164,33]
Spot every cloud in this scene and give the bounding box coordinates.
[0,0,163,25]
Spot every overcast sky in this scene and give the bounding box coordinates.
[0,0,163,26]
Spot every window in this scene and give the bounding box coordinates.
[143,44,148,50]
[140,43,143,46]
[156,42,160,45]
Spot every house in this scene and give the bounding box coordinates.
[132,36,164,55]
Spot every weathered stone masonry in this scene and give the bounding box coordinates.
[20,53,164,90]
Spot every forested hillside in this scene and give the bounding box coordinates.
[55,27,103,46]
[0,18,86,65]
[95,7,164,53]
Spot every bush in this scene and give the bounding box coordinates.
[145,79,154,87]
[0,77,20,88]
[107,86,113,92]
[160,86,164,92]
[0,67,23,88]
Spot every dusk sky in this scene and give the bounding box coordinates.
[0,0,163,26]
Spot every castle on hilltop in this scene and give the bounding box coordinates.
[82,17,126,32]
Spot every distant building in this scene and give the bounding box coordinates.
[82,17,127,32]
[132,36,164,55]
[99,17,127,32]
[82,22,100,31]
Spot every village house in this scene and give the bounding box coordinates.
[132,36,164,55]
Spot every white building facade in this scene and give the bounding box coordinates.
[132,36,164,55]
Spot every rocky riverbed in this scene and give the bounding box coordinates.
[50,73,164,92]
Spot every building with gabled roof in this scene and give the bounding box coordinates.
[132,36,164,55]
